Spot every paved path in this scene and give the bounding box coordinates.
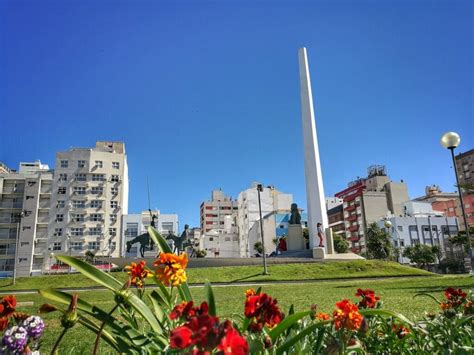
[0,274,434,296]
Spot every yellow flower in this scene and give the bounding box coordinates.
[154,253,188,286]
[124,261,153,288]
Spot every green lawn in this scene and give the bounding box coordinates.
[9,274,474,354]
[0,260,431,291]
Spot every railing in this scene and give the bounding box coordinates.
[346,204,356,212]
[348,225,359,232]
[0,202,22,209]
[0,217,20,224]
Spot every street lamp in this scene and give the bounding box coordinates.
[256,184,269,275]
[440,131,473,273]
[384,219,403,263]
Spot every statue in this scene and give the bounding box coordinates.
[165,224,190,254]
[126,211,157,258]
[289,203,301,224]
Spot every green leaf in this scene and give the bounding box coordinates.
[55,255,123,291]
[205,282,216,316]
[359,309,414,327]
[276,321,330,355]
[123,289,164,335]
[77,316,121,352]
[148,290,166,323]
[268,311,312,342]
[148,226,172,253]
[414,292,442,304]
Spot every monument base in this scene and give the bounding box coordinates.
[287,224,305,251]
[312,247,325,260]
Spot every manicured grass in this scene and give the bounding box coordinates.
[10,274,474,354]
[0,260,431,291]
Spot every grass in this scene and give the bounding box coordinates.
[0,260,431,291]
[9,274,474,354]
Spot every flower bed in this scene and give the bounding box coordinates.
[1,227,472,354]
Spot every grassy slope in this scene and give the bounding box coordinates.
[0,260,431,291]
[12,275,474,354]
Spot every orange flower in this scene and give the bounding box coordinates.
[245,289,256,297]
[333,299,363,331]
[316,312,330,321]
[154,253,188,286]
[391,324,410,339]
[125,261,153,288]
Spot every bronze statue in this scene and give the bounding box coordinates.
[289,203,301,224]
[126,211,157,258]
[165,224,190,254]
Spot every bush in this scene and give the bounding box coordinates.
[333,234,349,253]
[403,244,438,268]
[366,223,393,260]
[25,227,474,354]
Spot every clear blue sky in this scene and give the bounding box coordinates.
[1,0,472,229]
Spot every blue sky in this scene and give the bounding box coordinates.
[1,0,472,229]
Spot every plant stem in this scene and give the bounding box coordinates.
[51,328,68,354]
[92,303,120,355]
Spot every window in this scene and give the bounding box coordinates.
[73,187,86,195]
[110,201,118,209]
[110,241,117,251]
[58,173,68,181]
[95,160,103,168]
[91,187,103,195]
[70,228,84,236]
[89,227,102,236]
[126,223,138,237]
[53,242,62,251]
[162,222,174,231]
[110,214,117,223]
[90,214,103,222]
[111,187,118,195]
[72,200,85,208]
[112,162,120,169]
[58,187,66,195]
[88,241,100,250]
[71,242,83,251]
[397,226,403,232]
[60,160,68,168]
[109,228,117,236]
[54,228,62,236]
[463,163,469,172]
[56,200,65,208]
[56,214,64,222]
[25,195,34,200]
[110,175,119,182]
[75,173,87,181]
[78,160,86,168]
[91,200,102,208]
[92,174,105,181]
[73,214,85,222]
[466,204,471,209]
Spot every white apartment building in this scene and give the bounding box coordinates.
[237,183,293,257]
[47,142,129,261]
[122,211,178,257]
[200,189,238,233]
[201,215,240,257]
[0,161,53,276]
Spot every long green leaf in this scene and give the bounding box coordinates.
[55,255,123,291]
[359,309,414,327]
[148,226,172,253]
[124,290,163,334]
[205,282,216,316]
[148,291,166,323]
[268,311,312,342]
[77,316,121,352]
[414,292,441,304]
[276,321,330,355]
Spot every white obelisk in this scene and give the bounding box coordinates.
[298,47,329,252]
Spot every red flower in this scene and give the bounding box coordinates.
[0,295,16,331]
[392,324,410,339]
[355,289,380,309]
[170,301,198,321]
[441,287,467,310]
[316,312,330,321]
[333,299,363,331]
[218,325,249,355]
[244,292,283,332]
[124,261,152,288]
[170,326,193,349]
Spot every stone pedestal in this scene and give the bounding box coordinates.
[325,228,335,255]
[287,224,305,251]
[312,247,325,259]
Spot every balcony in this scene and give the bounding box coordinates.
[346,204,356,212]
[348,236,359,243]
[347,214,357,222]
[348,225,359,232]
[351,247,361,253]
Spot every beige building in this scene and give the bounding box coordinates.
[200,189,238,233]
[0,161,53,276]
[47,141,129,261]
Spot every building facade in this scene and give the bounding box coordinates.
[47,142,129,261]
[335,166,409,254]
[200,189,238,233]
[327,204,345,235]
[122,210,178,257]
[0,161,53,276]
[455,149,474,230]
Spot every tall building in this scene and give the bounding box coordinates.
[122,210,178,257]
[0,161,53,276]
[455,149,474,230]
[200,189,238,233]
[47,142,129,261]
[237,183,293,257]
[327,204,345,235]
[0,162,14,174]
[335,165,409,253]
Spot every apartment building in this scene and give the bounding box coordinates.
[327,204,345,235]
[200,189,238,233]
[455,149,474,230]
[47,142,129,261]
[0,161,53,277]
[122,210,178,257]
[335,165,409,254]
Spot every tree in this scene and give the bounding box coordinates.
[333,234,349,253]
[366,223,392,260]
[402,244,438,268]
[254,242,264,255]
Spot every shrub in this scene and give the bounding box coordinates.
[333,234,349,253]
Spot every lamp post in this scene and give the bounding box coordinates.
[440,131,473,273]
[384,219,403,263]
[256,184,269,275]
